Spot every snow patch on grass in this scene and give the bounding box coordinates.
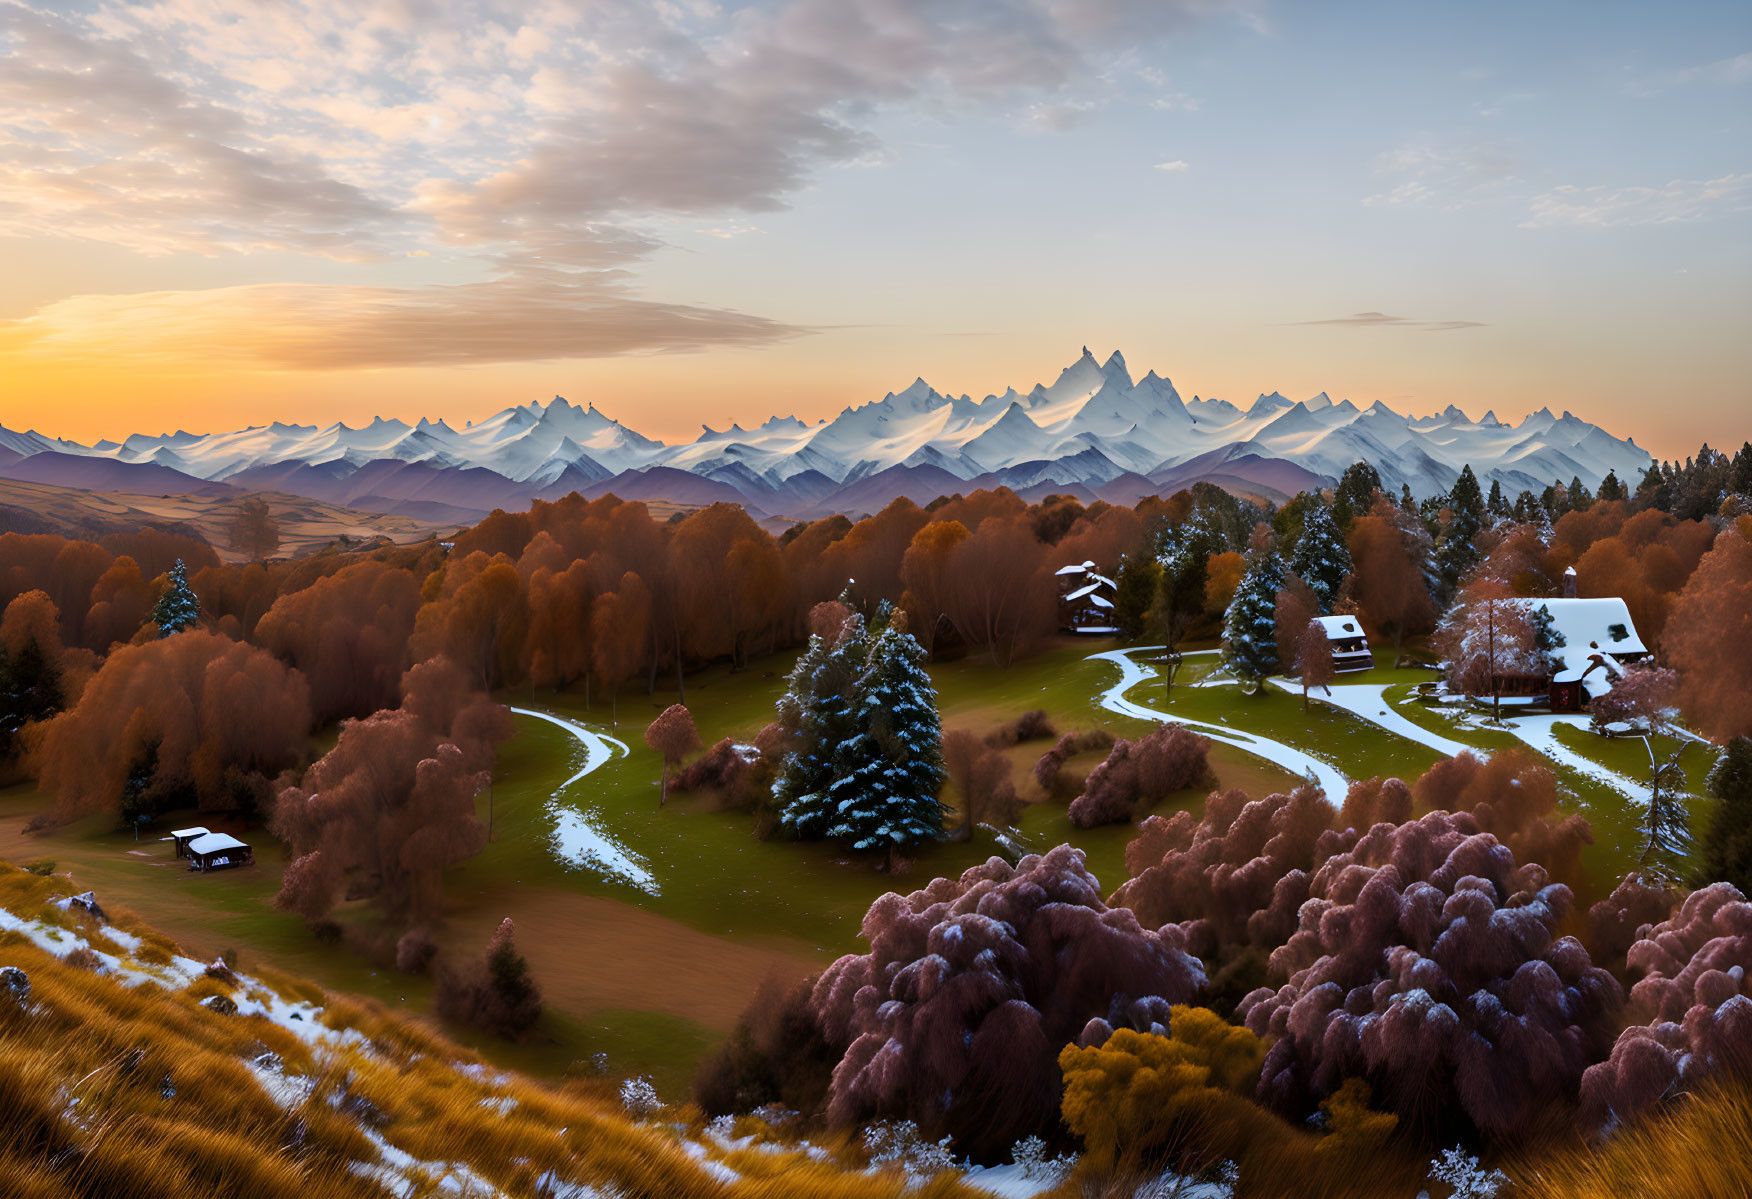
[511,707,659,894]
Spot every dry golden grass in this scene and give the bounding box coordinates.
[1508,1079,1752,1199]
[0,858,973,1199]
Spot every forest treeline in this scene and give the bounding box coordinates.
[1,439,1750,820]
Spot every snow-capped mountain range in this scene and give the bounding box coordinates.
[0,349,1651,525]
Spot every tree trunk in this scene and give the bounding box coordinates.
[660,764,668,807]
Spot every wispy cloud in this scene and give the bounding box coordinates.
[0,275,804,370]
[1626,51,1752,97]
[1294,311,1486,332]
[1362,135,1518,209]
[1522,174,1752,228]
[1153,159,1191,172]
[0,0,1264,369]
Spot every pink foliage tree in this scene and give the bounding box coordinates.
[1237,810,1623,1138]
[806,844,1205,1161]
[1067,723,1212,829]
[1580,883,1752,1127]
[1114,785,1344,1008]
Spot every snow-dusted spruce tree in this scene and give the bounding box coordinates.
[825,611,945,865]
[1221,549,1286,685]
[1288,498,1351,614]
[775,613,870,838]
[1435,464,1487,596]
[149,558,200,636]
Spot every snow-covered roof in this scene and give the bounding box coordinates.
[1518,597,1646,676]
[1312,615,1366,639]
[186,833,249,854]
[1087,572,1116,589]
[168,826,209,839]
[1065,581,1111,602]
[1055,559,1098,576]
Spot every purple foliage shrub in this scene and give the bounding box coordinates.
[987,709,1058,747]
[1032,729,1115,798]
[1114,785,1347,1008]
[1237,810,1623,1139]
[1580,883,1752,1127]
[1067,724,1213,829]
[1411,750,1594,889]
[1586,872,1678,978]
[807,844,1205,1161]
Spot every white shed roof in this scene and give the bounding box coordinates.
[186,833,249,854]
[168,826,210,839]
[1312,615,1366,639]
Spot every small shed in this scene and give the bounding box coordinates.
[185,832,252,872]
[1312,615,1372,673]
[167,827,211,859]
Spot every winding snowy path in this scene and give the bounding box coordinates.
[1088,647,1351,801]
[1492,713,1643,799]
[1267,679,1478,759]
[508,707,657,894]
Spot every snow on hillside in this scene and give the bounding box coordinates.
[0,348,1652,518]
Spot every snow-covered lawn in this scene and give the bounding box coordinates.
[509,707,659,894]
[1089,647,1351,801]
[1268,679,1479,759]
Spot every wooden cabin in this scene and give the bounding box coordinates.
[167,827,210,859]
[1056,560,1120,634]
[1486,597,1648,713]
[185,832,252,872]
[1311,615,1373,673]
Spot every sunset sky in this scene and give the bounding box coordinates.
[1,0,1747,459]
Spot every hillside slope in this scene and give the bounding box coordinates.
[0,861,990,1199]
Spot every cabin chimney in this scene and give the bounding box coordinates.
[1562,566,1577,598]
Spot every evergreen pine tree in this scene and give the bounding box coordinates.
[824,614,945,862]
[1698,738,1752,895]
[1529,605,1567,667]
[1111,555,1161,639]
[774,615,870,838]
[1334,462,1382,527]
[1486,478,1511,519]
[1568,474,1594,511]
[1435,465,1486,593]
[1221,550,1286,684]
[1729,443,1752,499]
[1289,498,1352,613]
[0,636,63,763]
[1635,462,1669,511]
[1598,470,1627,503]
[150,558,200,636]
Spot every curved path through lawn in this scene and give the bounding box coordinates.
[1494,713,1643,799]
[1089,647,1351,801]
[1268,678,1479,759]
[507,707,657,894]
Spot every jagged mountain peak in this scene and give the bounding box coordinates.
[0,347,1654,516]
